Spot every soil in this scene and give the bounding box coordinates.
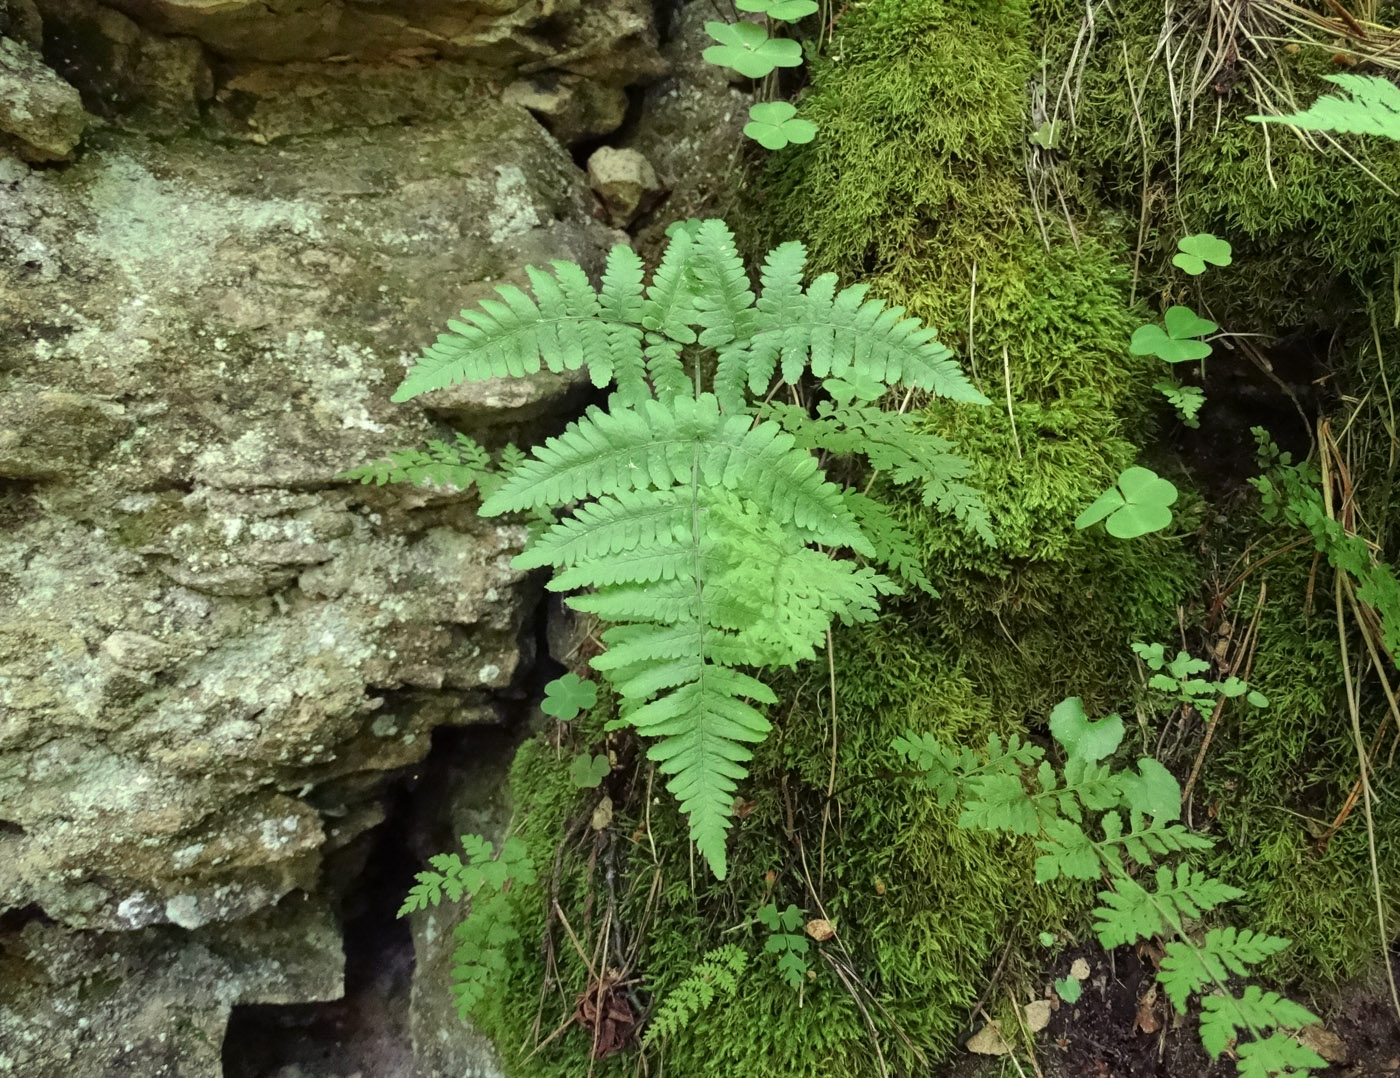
[945,943,1400,1078]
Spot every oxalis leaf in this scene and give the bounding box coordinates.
[1048,697,1124,763]
[744,102,818,150]
[1074,466,1179,539]
[703,21,803,78]
[568,753,610,788]
[737,0,820,19]
[1130,306,1218,363]
[542,673,598,721]
[1172,233,1233,276]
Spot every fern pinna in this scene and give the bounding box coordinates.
[386,219,988,879]
[895,696,1326,1078]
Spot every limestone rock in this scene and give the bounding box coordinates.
[503,72,628,144]
[85,0,665,80]
[622,0,750,254]
[587,145,663,227]
[0,387,131,480]
[0,34,88,161]
[0,897,343,1078]
[36,0,213,134]
[0,96,617,930]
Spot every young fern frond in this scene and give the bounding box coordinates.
[1158,928,1291,1011]
[644,944,749,1046]
[343,432,492,492]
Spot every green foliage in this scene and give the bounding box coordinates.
[389,219,985,881]
[738,0,820,20]
[702,21,803,78]
[745,102,818,151]
[398,835,537,1019]
[398,833,536,915]
[1250,74,1400,141]
[1134,641,1269,713]
[541,673,598,721]
[341,432,494,492]
[568,753,610,788]
[1251,429,1400,658]
[758,903,811,989]
[1054,975,1082,1003]
[644,944,750,1046]
[1075,466,1179,539]
[1129,306,1217,363]
[1173,234,1234,276]
[1155,378,1205,428]
[897,680,1324,1078]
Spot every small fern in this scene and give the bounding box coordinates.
[895,684,1326,1077]
[382,219,988,880]
[398,834,536,1019]
[644,944,749,1045]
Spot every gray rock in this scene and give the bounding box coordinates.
[0,34,88,161]
[0,896,343,1078]
[587,145,664,227]
[503,72,629,145]
[34,0,213,134]
[0,95,617,931]
[622,0,751,253]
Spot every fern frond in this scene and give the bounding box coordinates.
[395,261,618,400]
[843,490,937,595]
[645,334,693,404]
[1199,987,1321,1060]
[747,271,989,403]
[600,245,650,407]
[342,433,491,491]
[1234,1031,1327,1078]
[687,221,758,415]
[480,394,871,553]
[1093,864,1243,949]
[513,489,692,571]
[1159,928,1291,1012]
[641,228,699,344]
[628,659,776,880]
[645,944,749,1046]
[748,240,810,390]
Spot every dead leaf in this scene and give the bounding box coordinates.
[1134,984,1161,1035]
[805,918,835,942]
[1024,999,1052,1033]
[590,794,613,831]
[1298,1026,1349,1064]
[966,1021,1012,1056]
[1069,958,1090,981]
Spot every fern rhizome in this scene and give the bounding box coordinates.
[385,218,990,879]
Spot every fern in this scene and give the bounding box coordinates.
[397,834,536,1019]
[379,219,986,880]
[644,944,749,1045]
[1250,73,1400,141]
[896,679,1324,1077]
[342,432,492,492]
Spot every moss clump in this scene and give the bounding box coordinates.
[460,2,1200,1075]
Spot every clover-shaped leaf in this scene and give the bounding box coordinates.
[1048,697,1125,762]
[541,672,597,721]
[744,101,818,150]
[1130,305,1218,363]
[737,0,820,19]
[703,21,803,78]
[568,753,610,788]
[1055,976,1083,1003]
[1074,465,1179,539]
[1164,305,1218,339]
[1173,233,1233,275]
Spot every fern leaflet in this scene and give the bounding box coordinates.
[644,944,749,1045]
